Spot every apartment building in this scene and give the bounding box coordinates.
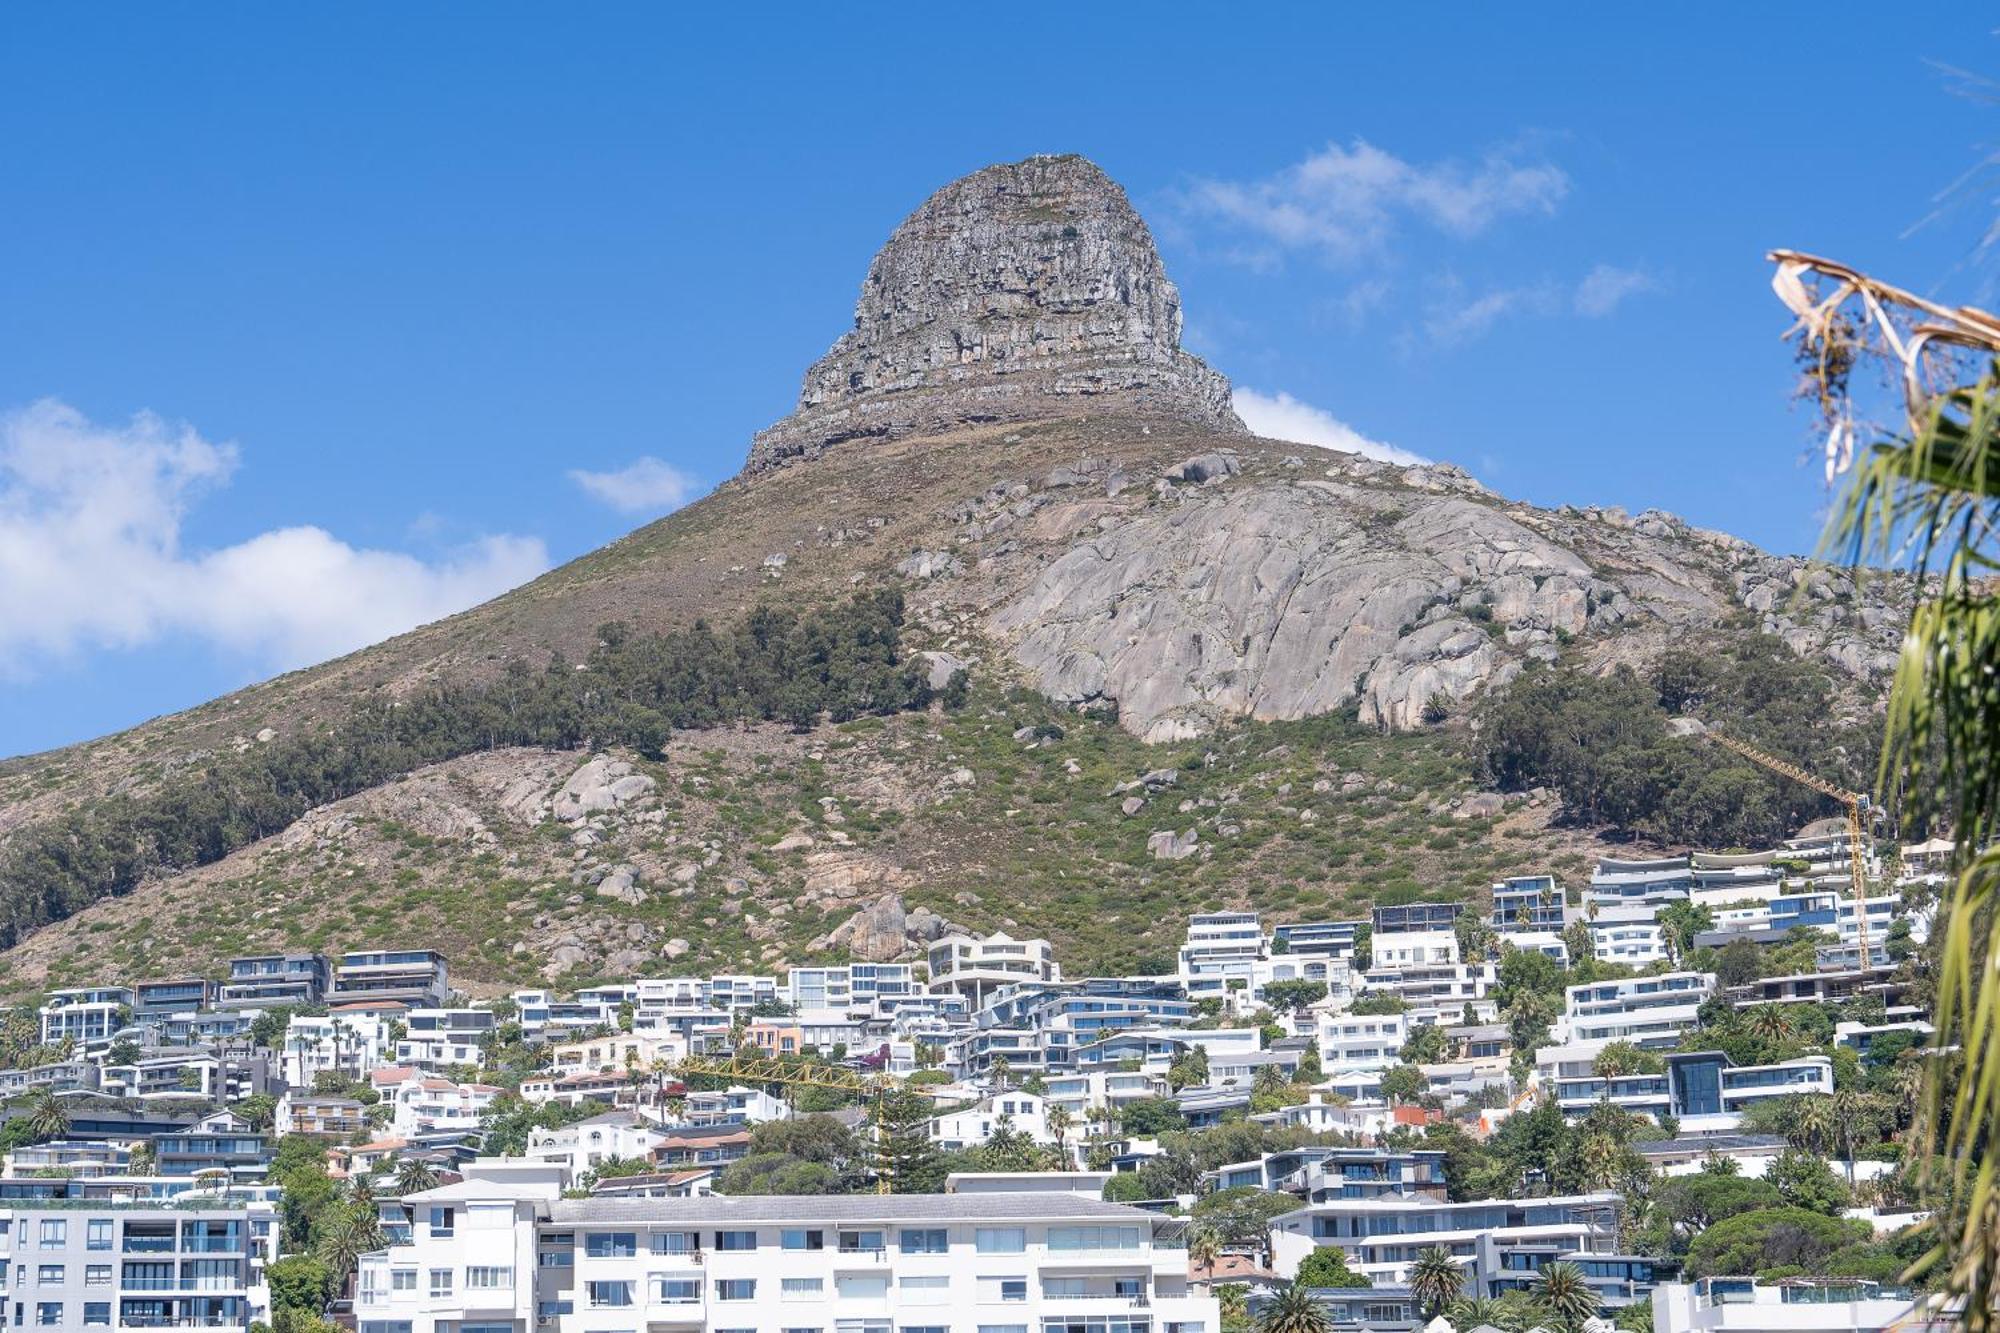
[1491,876,1567,934]
[1563,972,1714,1049]
[39,989,133,1048]
[330,950,451,1011]
[527,1113,668,1178]
[1357,961,1496,1027]
[1312,1012,1409,1071]
[371,1069,503,1139]
[1270,1191,1624,1297]
[931,1094,1054,1151]
[1550,1052,1834,1127]
[396,1010,498,1071]
[130,979,214,1020]
[1269,920,1364,962]
[1651,1277,1942,1333]
[0,1198,274,1331]
[787,964,917,1015]
[282,1012,394,1088]
[1371,903,1462,935]
[931,933,1061,1009]
[1585,906,1669,966]
[357,1164,1214,1333]
[511,990,622,1044]
[1175,912,1264,1003]
[280,1094,368,1139]
[1588,856,1693,908]
[218,952,330,1009]
[152,1110,269,1182]
[1040,1071,1169,1121]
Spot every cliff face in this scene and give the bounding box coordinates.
[746,155,1243,472]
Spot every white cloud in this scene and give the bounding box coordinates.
[1233,388,1428,465]
[567,456,702,514]
[0,399,549,677]
[1184,139,1569,263]
[1573,263,1658,317]
[1424,284,1554,345]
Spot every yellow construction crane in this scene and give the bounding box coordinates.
[1699,729,1875,968]
[664,1052,951,1194]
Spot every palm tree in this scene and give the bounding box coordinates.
[1766,250,2000,1321]
[1447,1295,1505,1330]
[1254,1284,1331,1333]
[313,1203,384,1294]
[346,1174,376,1207]
[1784,1093,1838,1157]
[1187,1224,1222,1277]
[23,1088,68,1143]
[1215,1283,1249,1330]
[1533,1260,1599,1333]
[393,1156,440,1197]
[1830,1087,1885,1184]
[1407,1246,1463,1319]
[1574,1132,1623,1192]
[1743,1004,1798,1046]
[1046,1105,1074,1167]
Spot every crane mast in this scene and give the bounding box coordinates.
[1701,730,1873,969]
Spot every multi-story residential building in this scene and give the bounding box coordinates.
[930,1093,1054,1151]
[1176,912,1265,1003]
[1366,930,1458,970]
[1550,1052,1834,1127]
[1491,876,1567,934]
[511,990,623,1044]
[1313,1011,1409,1071]
[681,1087,788,1127]
[1563,972,1714,1050]
[1040,1070,1169,1122]
[1726,964,1908,1010]
[706,975,781,1013]
[527,1112,668,1178]
[1270,1191,1625,1299]
[99,1049,277,1104]
[652,1126,754,1171]
[219,952,330,1009]
[0,1196,275,1331]
[1270,920,1364,962]
[153,1109,270,1182]
[930,933,1061,1009]
[1292,1150,1448,1203]
[357,1164,1215,1333]
[372,1068,503,1139]
[1371,903,1463,935]
[1,1141,131,1180]
[551,1033,682,1078]
[787,964,917,1015]
[39,988,133,1047]
[282,1012,394,1088]
[130,978,214,1020]
[396,1009,498,1071]
[330,949,451,1011]
[1651,1277,1941,1333]
[1588,855,1694,908]
[279,1094,368,1139]
[1586,905,1670,966]
[1358,960,1496,1027]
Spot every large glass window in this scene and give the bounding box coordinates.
[715,1231,758,1252]
[975,1229,1025,1254]
[783,1278,825,1300]
[85,1222,111,1253]
[655,1279,700,1305]
[586,1233,637,1259]
[587,1281,634,1308]
[900,1229,948,1255]
[782,1229,824,1251]
[716,1279,757,1302]
[1047,1227,1140,1252]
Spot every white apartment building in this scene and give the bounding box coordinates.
[930,1094,1054,1152]
[551,1033,683,1077]
[787,964,917,1015]
[1313,1012,1410,1071]
[1562,972,1714,1050]
[929,933,1060,1009]
[1367,930,1458,970]
[527,1112,669,1178]
[282,1012,395,1088]
[1651,1278,1943,1333]
[682,1087,789,1126]
[0,1197,276,1331]
[371,1068,503,1139]
[1040,1071,1168,1121]
[1175,912,1264,1003]
[1586,906,1669,966]
[1356,962,1497,1027]
[1269,1191,1623,1295]
[39,988,133,1047]
[397,1009,499,1071]
[357,1163,1214,1333]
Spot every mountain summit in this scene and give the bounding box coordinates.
[746,154,1243,472]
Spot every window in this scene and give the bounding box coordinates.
[82,1304,109,1328]
[715,1230,758,1252]
[84,1267,109,1288]
[782,1278,825,1300]
[979,1326,1029,1333]
[902,1327,948,1333]
[538,1302,575,1321]
[36,1223,63,1251]
[390,1269,416,1291]
[837,1275,889,1300]
[428,1269,453,1299]
[898,1276,949,1304]
[587,1281,634,1309]
[539,1250,574,1268]
[782,1229,824,1251]
[34,1305,58,1328]
[428,1207,455,1239]
[35,1268,60,1286]
[975,1229,1025,1254]
[1047,1227,1141,1252]
[716,1279,757,1302]
[840,1230,885,1254]
[586,1233,637,1259]
[651,1232,698,1255]
[977,1277,1028,1303]
[466,1267,513,1290]
[654,1279,700,1305]
[85,1221,111,1252]
[900,1229,948,1255]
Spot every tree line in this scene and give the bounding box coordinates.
[0,590,936,948]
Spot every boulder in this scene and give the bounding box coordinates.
[1147,828,1200,861]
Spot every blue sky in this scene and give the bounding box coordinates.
[2,6,1995,758]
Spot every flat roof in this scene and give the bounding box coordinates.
[549,1191,1157,1225]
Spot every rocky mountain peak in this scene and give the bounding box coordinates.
[746,154,1244,473]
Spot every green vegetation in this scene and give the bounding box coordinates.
[0,591,931,948]
[1481,636,1875,845]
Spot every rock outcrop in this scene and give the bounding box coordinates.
[746,155,1243,472]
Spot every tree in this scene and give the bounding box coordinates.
[1683,1206,1871,1278]
[1743,1003,1799,1046]
[265,1255,332,1317]
[1407,1246,1462,1318]
[1398,1024,1447,1065]
[1765,1149,1851,1216]
[393,1156,440,1198]
[1658,900,1714,964]
[1293,1041,1322,1084]
[1714,938,1764,988]
[1782,1094,1838,1158]
[23,1088,68,1143]
[1216,1283,1249,1333]
[1293,1246,1371,1289]
[1379,1064,1426,1105]
[1187,1225,1222,1274]
[1119,1098,1187,1137]
[1534,1260,1600,1333]
[1591,1041,1662,1078]
[1168,1046,1210,1091]
[876,1089,945,1194]
[1447,1296,1504,1330]
[1260,981,1327,1014]
[989,1055,1012,1089]
[234,1093,278,1132]
[1192,1187,1301,1254]
[1253,1284,1331,1333]
[311,1203,382,1293]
